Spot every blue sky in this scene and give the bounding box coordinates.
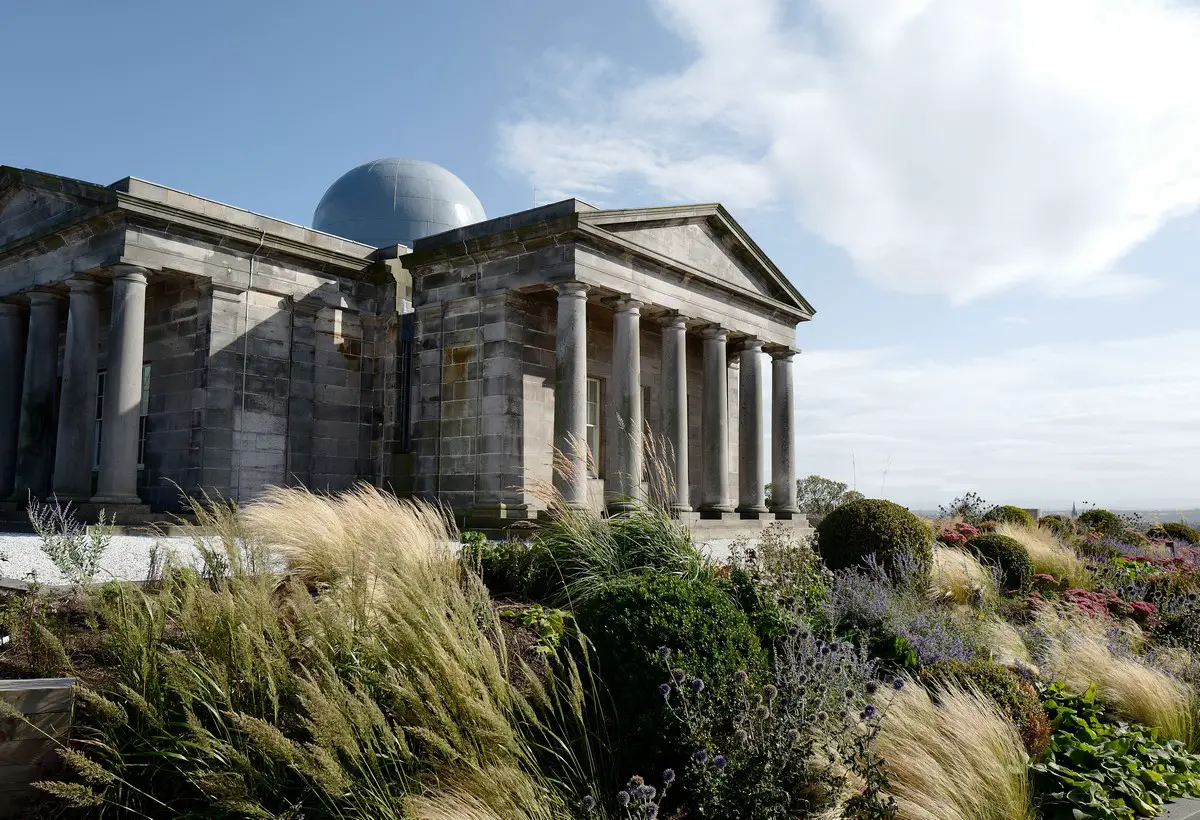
[3,0,1198,509]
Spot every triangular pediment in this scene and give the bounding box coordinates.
[578,204,814,316]
[0,167,115,249]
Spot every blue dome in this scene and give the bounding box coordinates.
[312,158,486,248]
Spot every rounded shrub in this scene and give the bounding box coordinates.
[965,533,1033,592]
[1038,515,1072,538]
[1163,522,1200,545]
[574,574,766,779]
[920,658,1052,759]
[1078,508,1124,537]
[815,498,933,578]
[984,505,1035,527]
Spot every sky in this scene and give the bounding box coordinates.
[2,0,1198,510]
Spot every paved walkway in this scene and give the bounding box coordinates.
[1161,799,1200,819]
[0,531,197,587]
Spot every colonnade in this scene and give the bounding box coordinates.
[0,265,148,505]
[551,282,799,518]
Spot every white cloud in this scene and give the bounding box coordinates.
[500,0,1200,301]
[790,331,1200,508]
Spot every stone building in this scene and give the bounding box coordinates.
[0,159,814,532]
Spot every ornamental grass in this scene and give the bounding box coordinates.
[930,545,997,608]
[995,521,1093,589]
[1035,606,1196,748]
[874,678,1033,820]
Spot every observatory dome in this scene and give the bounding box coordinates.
[312,158,486,249]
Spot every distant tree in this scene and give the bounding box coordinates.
[763,475,862,524]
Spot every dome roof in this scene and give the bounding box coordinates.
[312,158,486,248]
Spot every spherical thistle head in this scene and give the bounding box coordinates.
[638,784,657,800]
[714,754,728,770]
[693,748,708,763]
[733,669,749,684]
[689,678,705,693]
[582,795,597,812]
[786,727,801,744]
[662,768,676,785]
[861,704,879,720]
[616,790,631,808]
[658,683,671,700]
[892,677,905,691]
[763,684,778,702]
[866,681,879,695]
[658,646,671,662]
[735,728,749,743]
[672,668,687,682]
[755,704,770,720]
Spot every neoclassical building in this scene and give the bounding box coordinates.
[0,159,813,532]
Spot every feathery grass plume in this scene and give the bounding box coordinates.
[983,618,1035,669]
[930,546,997,607]
[875,677,1033,820]
[994,521,1092,588]
[1035,606,1196,747]
[523,434,709,606]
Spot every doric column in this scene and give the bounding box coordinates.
[737,338,767,515]
[92,267,148,505]
[607,297,643,512]
[552,282,589,508]
[769,346,799,517]
[12,292,62,500]
[0,304,27,499]
[660,312,690,513]
[699,325,732,514]
[52,279,103,500]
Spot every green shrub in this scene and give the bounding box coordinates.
[965,533,1033,591]
[984,505,1035,527]
[1038,515,1073,538]
[1163,522,1200,545]
[920,658,1051,758]
[1032,681,1200,820]
[1078,508,1124,537]
[1119,528,1152,549]
[714,566,790,650]
[815,498,933,579]
[574,574,766,784]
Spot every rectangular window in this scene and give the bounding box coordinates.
[586,377,603,478]
[93,365,151,470]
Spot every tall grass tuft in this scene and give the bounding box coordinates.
[37,485,589,819]
[995,521,1092,588]
[930,545,997,608]
[1035,606,1196,747]
[875,678,1033,820]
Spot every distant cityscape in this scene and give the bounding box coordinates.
[913,508,1200,526]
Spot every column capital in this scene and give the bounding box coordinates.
[25,290,63,307]
[0,301,26,316]
[737,337,765,353]
[65,277,104,294]
[700,324,728,341]
[555,281,590,299]
[108,264,150,284]
[765,344,799,360]
[660,311,689,329]
[609,295,644,314]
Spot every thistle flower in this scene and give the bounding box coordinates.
[844,689,855,700]
[861,704,879,720]
[639,784,657,800]
[733,669,748,684]
[658,683,671,700]
[662,768,676,785]
[892,677,905,691]
[693,748,708,763]
[646,805,659,819]
[672,668,686,682]
[583,795,597,812]
[735,728,748,743]
[617,790,631,808]
[755,704,770,720]
[714,754,728,770]
[865,681,879,695]
[689,678,705,693]
[763,684,778,702]
[659,646,671,661]
[786,727,801,744]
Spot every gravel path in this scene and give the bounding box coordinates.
[0,532,200,587]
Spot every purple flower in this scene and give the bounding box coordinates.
[733,669,748,684]
[616,790,631,807]
[735,728,748,743]
[861,704,879,720]
[582,795,597,812]
[638,784,656,800]
[662,768,675,785]
[658,683,671,700]
[672,668,686,682]
[866,681,879,695]
[646,805,659,819]
[893,677,905,691]
[689,678,705,693]
[714,754,728,770]
[658,646,671,661]
[693,748,708,763]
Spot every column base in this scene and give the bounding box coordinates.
[699,508,741,522]
[769,507,801,521]
[738,510,775,521]
[670,506,700,522]
[90,495,144,506]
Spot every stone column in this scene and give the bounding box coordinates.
[552,282,589,508]
[607,297,643,513]
[769,347,799,517]
[699,325,732,514]
[12,293,62,501]
[0,304,27,499]
[660,312,690,514]
[737,338,767,516]
[52,279,103,500]
[92,267,148,505]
